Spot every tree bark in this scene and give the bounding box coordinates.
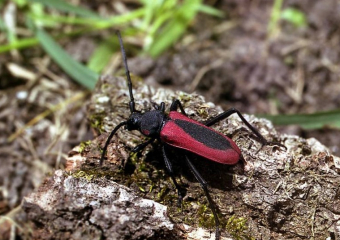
[23,75,340,239]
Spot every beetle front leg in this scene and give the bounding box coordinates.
[131,138,155,153]
[204,108,286,150]
[170,99,187,115]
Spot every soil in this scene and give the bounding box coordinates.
[1,0,340,239]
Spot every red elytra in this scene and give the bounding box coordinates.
[160,111,241,164]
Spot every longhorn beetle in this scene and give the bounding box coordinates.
[100,31,286,240]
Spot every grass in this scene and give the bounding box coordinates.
[268,0,307,38]
[259,109,340,130]
[1,0,223,90]
[1,0,338,129]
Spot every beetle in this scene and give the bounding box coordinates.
[100,31,286,240]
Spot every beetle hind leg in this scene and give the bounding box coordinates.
[184,155,220,240]
[204,107,286,151]
[162,145,186,206]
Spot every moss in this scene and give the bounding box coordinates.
[156,185,170,201]
[72,170,95,181]
[160,189,178,206]
[88,113,105,133]
[100,83,113,91]
[226,215,255,240]
[71,167,121,182]
[79,140,92,153]
[178,92,192,102]
[197,203,215,228]
[196,107,209,118]
[129,152,139,165]
[125,151,170,198]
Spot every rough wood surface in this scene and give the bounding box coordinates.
[23,76,340,239]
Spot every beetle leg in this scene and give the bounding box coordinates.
[159,102,165,112]
[170,99,187,115]
[131,138,155,152]
[204,107,286,150]
[162,145,185,206]
[184,155,220,240]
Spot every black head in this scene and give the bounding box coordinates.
[126,112,142,131]
[127,110,166,138]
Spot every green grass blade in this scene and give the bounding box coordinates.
[98,9,146,29]
[0,16,5,31]
[0,37,39,53]
[267,0,283,37]
[29,9,145,28]
[281,7,307,28]
[87,39,119,73]
[259,110,340,129]
[34,27,98,90]
[27,0,102,19]
[197,4,224,18]
[29,13,100,26]
[147,0,201,57]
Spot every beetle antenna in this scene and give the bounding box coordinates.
[116,31,136,113]
[100,121,127,165]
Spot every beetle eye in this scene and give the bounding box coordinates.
[127,113,142,129]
